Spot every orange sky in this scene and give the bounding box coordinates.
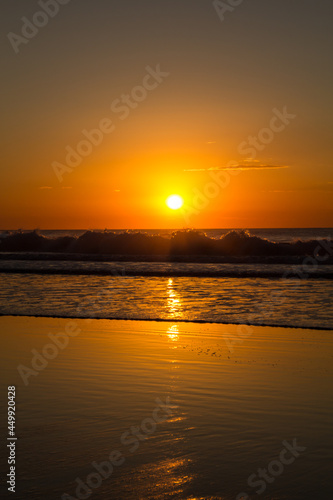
[1,1,333,229]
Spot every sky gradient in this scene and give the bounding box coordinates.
[1,0,333,229]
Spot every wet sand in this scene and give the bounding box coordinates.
[1,316,332,499]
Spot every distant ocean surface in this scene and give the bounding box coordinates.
[0,228,332,329]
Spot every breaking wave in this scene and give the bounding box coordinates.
[0,229,332,264]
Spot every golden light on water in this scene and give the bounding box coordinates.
[167,278,183,319]
[124,457,194,498]
[167,324,180,342]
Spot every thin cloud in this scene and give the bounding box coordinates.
[184,168,209,172]
[224,165,289,171]
[184,165,289,172]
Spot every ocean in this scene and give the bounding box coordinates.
[0,228,332,329]
[1,228,333,500]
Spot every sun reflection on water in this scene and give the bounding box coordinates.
[167,324,179,342]
[166,278,184,319]
[120,457,195,499]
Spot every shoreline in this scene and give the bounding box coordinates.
[1,313,333,331]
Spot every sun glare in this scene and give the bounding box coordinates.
[166,195,184,210]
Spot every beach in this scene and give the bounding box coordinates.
[3,0,333,497]
[1,316,332,499]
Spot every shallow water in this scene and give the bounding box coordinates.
[1,317,332,499]
[0,272,332,329]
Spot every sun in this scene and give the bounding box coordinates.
[166,194,184,210]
